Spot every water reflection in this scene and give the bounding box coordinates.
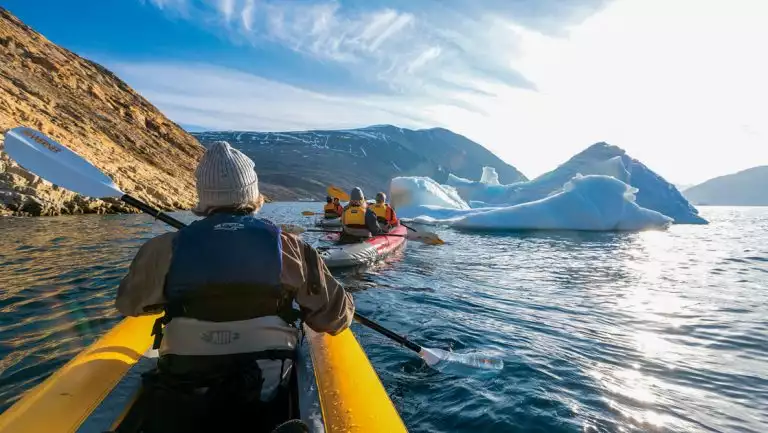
[0,206,766,433]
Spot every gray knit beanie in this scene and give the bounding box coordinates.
[350,187,364,201]
[193,141,260,214]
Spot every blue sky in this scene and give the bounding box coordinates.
[3,0,767,184]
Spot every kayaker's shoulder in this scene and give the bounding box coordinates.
[279,231,307,255]
[132,232,178,259]
[140,231,177,248]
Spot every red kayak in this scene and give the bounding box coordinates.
[317,225,408,268]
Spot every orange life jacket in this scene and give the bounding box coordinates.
[370,203,397,225]
[323,203,340,218]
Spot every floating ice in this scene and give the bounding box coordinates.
[390,174,673,231]
[446,173,521,205]
[390,176,469,212]
[445,143,706,224]
[479,166,500,185]
[453,175,673,231]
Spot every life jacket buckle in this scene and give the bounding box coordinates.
[151,315,172,350]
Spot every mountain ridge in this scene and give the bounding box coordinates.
[192,125,527,201]
[684,166,768,206]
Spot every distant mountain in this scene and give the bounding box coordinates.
[192,125,527,201]
[447,142,707,224]
[684,166,768,206]
[0,8,204,216]
[674,183,694,192]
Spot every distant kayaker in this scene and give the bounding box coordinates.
[340,187,385,241]
[115,141,353,433]
[370,192,399,227]
[324,195,342,218]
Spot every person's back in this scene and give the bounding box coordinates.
[334,199,343,216]
[340,187,383,242]
[115,141,353,433]
[369,192,399,228]
[323,196,341,218]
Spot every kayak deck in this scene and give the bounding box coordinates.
[318,225,408,269]
[0,316,407,433]
[314,218,341,228]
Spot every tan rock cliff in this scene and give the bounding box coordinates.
[0,7,205,216]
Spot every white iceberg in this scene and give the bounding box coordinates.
[479,166,501,185]
[389,176,494,224]
[453,174,673,231]
[390,176,470,211]
[446,173,523,205]
[390,174,672,231]
[444,143,706,224]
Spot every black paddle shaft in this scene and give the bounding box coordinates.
[122,194,185,230]
[119,194,424,354]
[354,313,422,353]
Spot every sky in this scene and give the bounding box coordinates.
[3,0,767,184]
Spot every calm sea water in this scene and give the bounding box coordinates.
[1,204,766,432]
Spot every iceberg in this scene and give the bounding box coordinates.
[479,166,501,185]
[389,176,496,224]
[453,175,673,231]
[390,174,672,231]
[390,176,470,211]
[444,143,706,224]
[446,173,524,205]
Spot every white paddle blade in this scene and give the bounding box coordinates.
[3,127,124,199]
[419,347,504,371]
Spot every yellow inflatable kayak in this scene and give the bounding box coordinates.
[0,315,407,433]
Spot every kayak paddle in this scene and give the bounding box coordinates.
[2,126,499,372]
[2,127,185,229]
[282,224,445,246]
[301,211,323,216]
[327,185,350,201]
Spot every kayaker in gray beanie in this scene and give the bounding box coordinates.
[340,186,385,242]
[192,141,264,215]
[115,141,353,433]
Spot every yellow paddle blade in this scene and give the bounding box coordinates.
[280,224,307,235]
[302,210,318,216]
[327,185,350,201]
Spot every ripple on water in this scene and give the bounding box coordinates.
[1,206,767,433]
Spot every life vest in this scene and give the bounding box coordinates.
[323,203,339,218]
[370,203,397,225]
[341,205,370,237]
[155,213,300,358]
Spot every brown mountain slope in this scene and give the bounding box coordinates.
[0,8,204,216]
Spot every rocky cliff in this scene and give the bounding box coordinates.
[0,8,204,216]
[193,125,527,201]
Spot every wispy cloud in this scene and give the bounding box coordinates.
[240,0,255,31]
[143,0,188,12]
[258,3,415,63]
[108,61,445,131]
[144,0,541,97]
[133,0,768,183]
